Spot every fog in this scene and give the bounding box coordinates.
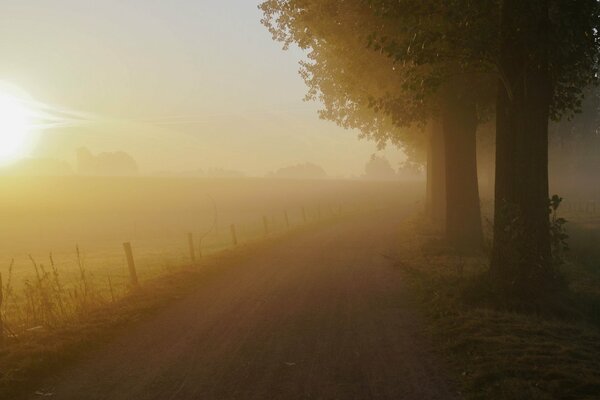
[0,0,405,177]
[0,2,599,399]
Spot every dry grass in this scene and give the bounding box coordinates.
[0,178,416,353]
[0,176,420,398]
[0,259,218,398]
[395,217,600,400]
[0,206,365,399]
[1,177,416,290]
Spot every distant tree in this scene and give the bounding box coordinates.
[269,163,327,179]
[77,147,139,176]
[364,155,396,181]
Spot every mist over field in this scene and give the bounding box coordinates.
[0,1,599,400]
[0,177,421,286]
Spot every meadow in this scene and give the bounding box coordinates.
[0,176,422,336]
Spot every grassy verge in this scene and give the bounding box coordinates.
[0,213,353,399]
[395,217,600,400]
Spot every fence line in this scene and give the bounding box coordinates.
[564,199,599,217]
[230,224,238,247]
[0,201,379,343]
[123,242,139,288]
[187,233,196,264]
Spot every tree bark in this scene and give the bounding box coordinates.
[441,88,484,252]
[491,0,553,289]
[425,119,446,226]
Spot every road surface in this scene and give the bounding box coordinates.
[30,211,457,400]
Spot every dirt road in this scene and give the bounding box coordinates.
[29,211,457,400]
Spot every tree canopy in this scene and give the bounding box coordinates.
[262,0,600,289]
[260,0,433,163]
[261,0,600,129]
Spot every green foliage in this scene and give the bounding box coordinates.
[398,218,600,399]
[491,198,567,293]
[261,0,600,145]
[547,0,600,120]
[260,0,443,163]
[549,195,569,265]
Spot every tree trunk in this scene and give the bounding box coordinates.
[425,119,446,226]
[441,88,483,252]
[491,0,553,289]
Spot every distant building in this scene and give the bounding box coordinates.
[77,147,139,176]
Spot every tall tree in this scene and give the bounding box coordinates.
[425,119,446,223]
[260,0,491,250]
[491,0,600,291]
[362,0,500,250]
[262,1,600,280]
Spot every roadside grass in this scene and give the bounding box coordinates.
[396,217,600,400]
[0,248,239,399]
[0,279,184,398]
[0,212,355,399]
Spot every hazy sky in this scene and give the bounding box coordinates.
[0,0,405,176]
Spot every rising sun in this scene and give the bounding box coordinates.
[0,85,37,165]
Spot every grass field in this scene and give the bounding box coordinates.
[0,176,421,278]
[0,178,423,397]
[396,211,600,400]
[0,176,423,334]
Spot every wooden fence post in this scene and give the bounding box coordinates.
[302,206,307,223]
[230,224,238,246]
[197,240,203,260]
[107,273,116,303]
[123,242,139,288]
[284,211,290,229]
[187,233,196,264]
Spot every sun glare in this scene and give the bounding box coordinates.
[0,86,37,165]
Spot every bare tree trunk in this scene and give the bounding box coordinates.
[491,0,554,290]
[425,119,446,226]
[441,88,483,252]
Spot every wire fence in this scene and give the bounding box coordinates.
[0,201,374,345]
[479,197,600,223]
[563,198,600,219]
